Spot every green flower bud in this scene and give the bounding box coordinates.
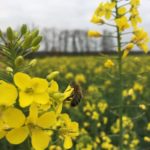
[31,36,42,47]
[6,67,13,74]
[15,56,24,66]
[47,71,59,81]
[53,93,64,100]
[31,45,40,52]
[31,30,39,38]
[21,24,27,35]
[14,31,19,39]
[7,27,14,41]
[29,59,37,67]
[22,35,32,49]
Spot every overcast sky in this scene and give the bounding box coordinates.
[0,0,150,33]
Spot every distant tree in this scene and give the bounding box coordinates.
[101,30,114,52]
[42,28,50,51]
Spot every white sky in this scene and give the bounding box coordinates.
[0,0,150,34]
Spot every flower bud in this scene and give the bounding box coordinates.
[31,36,42,47]
[21,24,27,35]
[29,59,37,67]
[22,35,32,49]
[7,27,14,41]
[31,45,40,52]
[47,71,59,81]
[31,30,39,38]
[15,56,24,66]
[6,67,13,74]
[53,93,64,100]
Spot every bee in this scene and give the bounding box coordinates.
[65,82,83,107]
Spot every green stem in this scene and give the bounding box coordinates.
[115,1,124,150]
[27,138,31,150]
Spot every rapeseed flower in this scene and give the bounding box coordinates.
[14,72,49,107]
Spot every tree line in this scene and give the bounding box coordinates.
[41,28,114,53]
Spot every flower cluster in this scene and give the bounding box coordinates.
[88,0,149,57]
[0,26,79,150]
[0,72,79,150]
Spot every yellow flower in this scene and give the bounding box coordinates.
[59,114,79,149]
[0,107,26,141]
[0,80,18,106]
[48,80,73,114]
[75,74,86,84]
[132,28,149,53]
[95,2,115,19]
[144,136,150,142]
[6,104,57,150]
[98,101,108,114]
[94,2,105,17]
[90,14,105,24]
[104,59,114,68]
[65,72,74,80]
[133,82,143,93]
[115,16,130,31]
[130,0,140,6]
[111,116,134,134]
[88,30,101,38]
[118,7,127,15]
[103,2,116,19]
[122,43,134,59]
[92,111,99,120]
[130,7,142,27]
[14,72,49,107]
[139,104,146,110]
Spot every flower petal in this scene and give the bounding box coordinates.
[14,72,31,90]
[31,128,50,150]
[37,111,57,128]
[19,92,33,107]
[48,80,59,94]
[0,80,18,106]
[28,104,38,124]
[31,78,48,93]
[64,136,73,149]
[0,130,6,139]
[6,126,29,144]
[3,108,25,128]
[33,93,49,105]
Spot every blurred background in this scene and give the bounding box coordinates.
[0,0,149,53]
[1,1,150,149]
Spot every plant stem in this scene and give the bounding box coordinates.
[115,1,124,150]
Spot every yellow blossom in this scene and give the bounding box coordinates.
[88,30,101,38]
[132,28,149,53]
[139,104,146,110]
[118,7,127,15]
[122,43,134,59]
[115,16,130,31]
[144,136,150,142]
[75,74,86,84]
[90,14,105,24]
[59,114,79,149]
[0,80,18,106]
[6,104,57,150]
[14,72,49,107]
[104,59,114,68]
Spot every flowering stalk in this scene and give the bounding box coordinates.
[89,0,149,149]
[115,1,123,149]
